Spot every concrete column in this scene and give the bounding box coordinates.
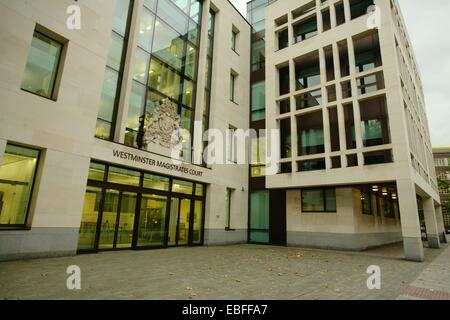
[346,37,364,165]
[289,59,298,170]
[423,197,440,249]
[435,205,447,243]
[330,3,337,28]
[331,42,347,167]
[343,0,352,23]
[397,179,424,261]
[316,0,324,34]
[319,48,331,169]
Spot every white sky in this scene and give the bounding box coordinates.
[229,0,450,147]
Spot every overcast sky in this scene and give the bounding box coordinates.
[229,0,450,147]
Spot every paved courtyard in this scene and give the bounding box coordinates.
[0,243,448,300]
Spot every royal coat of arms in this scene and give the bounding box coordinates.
[142,100,183,149]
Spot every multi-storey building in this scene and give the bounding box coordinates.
[257,0,445,261]
[433,147,450,232]
[0,0,250,260]
[0,0,445,262]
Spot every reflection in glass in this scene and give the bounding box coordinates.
[168,198,179,246]
[178,199,191,245]
[185,45,197,79]
[127,81,146,131]
[195,184,204,196]
[157,0,188,35]
[152,20,185,71]
[96,67,118,140]
[132,48,150,84]
[107,166,141,186]
[98,190,119,249]
[116,192,137,248]
[148,59,181,100]
[192,200,203,244]
[21,31,62,99]
[137,194,167,247]
[137,8,155,52]
[106,32,124,71]
[172,180,193,195]
[0,144,39,226]
[88,162,106,181]
[143,173,170,191]
[78,187,102,250]
[112,0,131,36]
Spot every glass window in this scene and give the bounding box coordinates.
[127,81,146,131]
[157,0,188,35]
[144,0,157,11]
[137,194,168,247]
[190,0,201,23]
[185,45,197,79]
[112,0,132,36]
[192,200,203,244]
[250,191,269,243]
[195,184,204,196]
[152,19,185,72]
[21,31,62,99]
[225,188,233,229]
[0,144,40,226]
[132,48,150,84]
[148,59,181,99]
[251,39,265,71]
[107,166,141,186]
[230,73,236,102]
[302,188,336,212]
[98,67,119,122]
[172,179,193,194]
[137,8,155,52]
[188,20,200,46]
[278,29,289,50]
[143,173,170,191]
[106,32,124,71]
[182,79,194,107]
[78,187,102,250]
[88,162,106,181]
[293,17,318,43]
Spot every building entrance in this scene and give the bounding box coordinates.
[77,162,205,253]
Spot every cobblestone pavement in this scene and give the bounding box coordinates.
[398,238,450,300]
[0,243,447,300]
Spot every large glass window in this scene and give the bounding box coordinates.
[21,31,62,99]
[293,17,318,43]
[250,191,269,243]
[0,144,40,227]
[301,188,336,212]
[95,0,132,140]
[251,81,265,121]
[297,111,324,155]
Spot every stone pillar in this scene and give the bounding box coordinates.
[423,197,440,249]
[435,205,447,244]
[397,179,424,261]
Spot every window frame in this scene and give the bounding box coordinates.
[301,187,337,213]
[20,30,64,101]
[0,143,41,230]
[225,187,234,230]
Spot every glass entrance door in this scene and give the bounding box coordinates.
[98,190,137,250]
[168,197,193,246]
[177,199,191,245]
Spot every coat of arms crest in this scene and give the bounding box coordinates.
[142,100,183,149]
